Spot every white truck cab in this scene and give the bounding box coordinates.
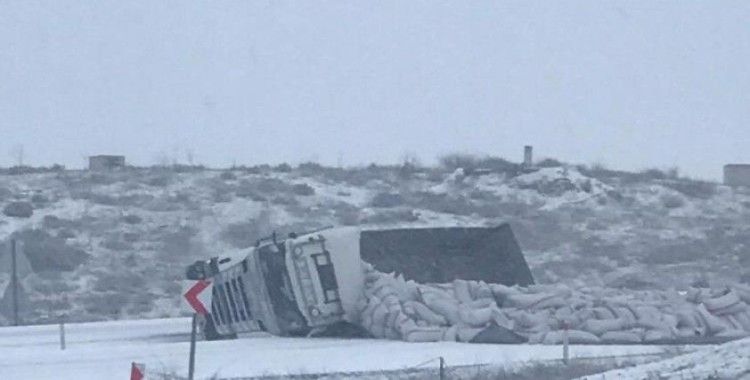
[186,227,364,339]
[186,224,533,340]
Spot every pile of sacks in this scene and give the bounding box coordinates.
[354,262,750,344]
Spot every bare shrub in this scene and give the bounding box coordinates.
[664,179,717,199]
[235,177,292,197]
[56,229,76,240]
[370,192,404,208]
[361,209,419,224]
[122,232,140,243]
[476,156,520,175]
[271,195,299,206]
[0,186,12,201]
[143,197,181,212]
[71,191,116,205]
[640,168,672,181]
[468,190,496,201]
[473,201,530,218]
[145,172,173,187]
[100,234,133,251]
[536,158,564,168]
[577,163,628,183]
[236,164,269,174]
[579,164,682,186]
[291,183,316,196]
[273,163,292,172]
[439,153,479,172]
[296,161,325,177]
[661,193,685,209]
[3,201,33,218]
[12,229,90,271]
[212,190,233,203]
[440,154,520,176]
[170,164,205,173]
[122,214,142,224]
[219,171,237,181]
[30,192,49,205]
[413,192,473,215]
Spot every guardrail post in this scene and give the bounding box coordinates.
[439,356,445,380]
[562,321,570,365]
[59,320,66,350]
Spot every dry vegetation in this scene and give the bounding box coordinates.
[0,156,748,325]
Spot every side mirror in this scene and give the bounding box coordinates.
[186,260,208,280]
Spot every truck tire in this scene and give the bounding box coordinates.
[201,314,237,341]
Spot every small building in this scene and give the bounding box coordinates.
[724,164,750,187]
[88,155,126,171]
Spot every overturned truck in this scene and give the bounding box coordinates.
[186,225,750,344]
[185,225,534,342]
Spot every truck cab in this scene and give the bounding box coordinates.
[186,227,364,339]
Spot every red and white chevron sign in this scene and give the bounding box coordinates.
[183,279,212,315]
[130,362,145,380]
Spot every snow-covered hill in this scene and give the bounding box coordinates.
[0,161,748,325]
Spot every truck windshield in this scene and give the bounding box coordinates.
[257,243,309,335]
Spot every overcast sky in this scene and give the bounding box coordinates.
[1,1,748,179]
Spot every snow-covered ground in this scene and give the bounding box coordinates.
[584,337,750,380]
[0,317,675,379]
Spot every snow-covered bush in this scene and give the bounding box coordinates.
[218,171,237,181]
[292,183,315,196]
[122,214,142,224]
[660,193,685,209]
[3,201,33,218]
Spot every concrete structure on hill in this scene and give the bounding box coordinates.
[88,155,125,171]
[523,146,533,169]
[724,164,750,187]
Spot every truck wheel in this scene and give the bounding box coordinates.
[309,321,372,338]
[201,314,237,341]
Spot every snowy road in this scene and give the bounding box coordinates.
[0,317,675,379]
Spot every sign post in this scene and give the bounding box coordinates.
[59,320,66,350]
[188,313,197,380]
[183,279,212,380]
[11,239,19,326]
